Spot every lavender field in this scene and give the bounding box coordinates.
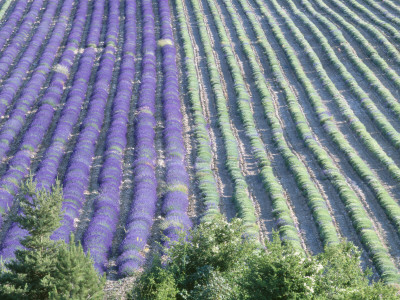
[1,0,400,290]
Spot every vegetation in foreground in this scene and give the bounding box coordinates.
[0,177,398,299]
[132,215,399,300]
[0,177,105,299]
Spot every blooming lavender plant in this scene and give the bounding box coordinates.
[83,0,137,274]
[159,0,191,244]
[52,0,119,243]
[0,0,75,230]
[0,0,65,161]
[117,0,158,276]
[0,0,46,81]
[0,0,91,261]
[0,0,29,51]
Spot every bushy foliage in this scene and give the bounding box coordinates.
[243,234,318,299]
[313,243,398,300]
[132,215,399,299]
[48,235,105,299]
[133,216,256,299]
[132,256,178,300]
[0,177,105,299]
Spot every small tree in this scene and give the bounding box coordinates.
[49,235,105,299]
[132,216,400,300]
[0,176,105,299]
[132,215,258,299]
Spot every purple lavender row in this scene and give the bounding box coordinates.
[83,0,137,274]
[116,0,158,276]
[52,0,120,244]
[33,0,105,194]
[0,0,29,52]
[0,0,61,152]
[0,0,60,146]
[0,0,45,81]
[0,0,90,260]
[0,0,61,118]
[159,0,191,244]
[0,0,74,226]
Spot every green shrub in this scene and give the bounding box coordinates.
[243,232,318,299]
[132,216,256,299]
[48,235,105,299]
[131,216,399,299]
[0,177,105,299]
[132,256,178,300]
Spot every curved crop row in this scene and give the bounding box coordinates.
[187,0,257,236]
[314,0,400,93]
[33,0,104,193]
[290,0,400,235]
[0,0,28,52]
[315,0,400,94]
[251,0,400,283]
[173,0,220,221]
[329,0,400,45]
[215,0,341,247]
[0,0,63,120]
[204,0,329,248]
[52,0,119,243]
[379,0,400,16]
[0,0,16,22]
[0,0,91,260]
[356,0,400,31]
[304,0,400,129]
[0,0,63,162]
[83,0,137,275]
[117,0,157,276]
[268,0,400,185]
[159,0,191,243]
[0,0,74,227]
[283,0,400,160]
[0,0,46,81]
[282,2,400,185]
[0,0,48,119]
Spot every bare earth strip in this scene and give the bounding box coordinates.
[74,0,126,244]
[182,0,237,221]
[275,0,400,271]
[220,0,322,252]
[107,0,143,280]
[168,0,200,222]
[200,0,276,243]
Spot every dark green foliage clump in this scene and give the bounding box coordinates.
[0,177,105,299]
[133,216,253,299]
[48,235,105,300]
[132,215,399,299]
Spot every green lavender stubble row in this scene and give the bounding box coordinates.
[253,0,400,283]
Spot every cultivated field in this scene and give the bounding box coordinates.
[0,0,400,288]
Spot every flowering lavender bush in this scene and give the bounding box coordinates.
[52,0,119,243]
[83,0,137,274]
[0,0,45,81]
[0,0,92,261]
[117,0,157,276]
[159,0,191,245]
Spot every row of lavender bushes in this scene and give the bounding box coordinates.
[0,0,193,278]
[116,0,157,276]
[0,0,94,259]
[84,0,137,274]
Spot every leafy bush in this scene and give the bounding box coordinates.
[0,177,105,299]
[243,234,318,299]
[48,235,105,299]
[132,256,178,300]
[131,215,399,299]
[132,216,256,299]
